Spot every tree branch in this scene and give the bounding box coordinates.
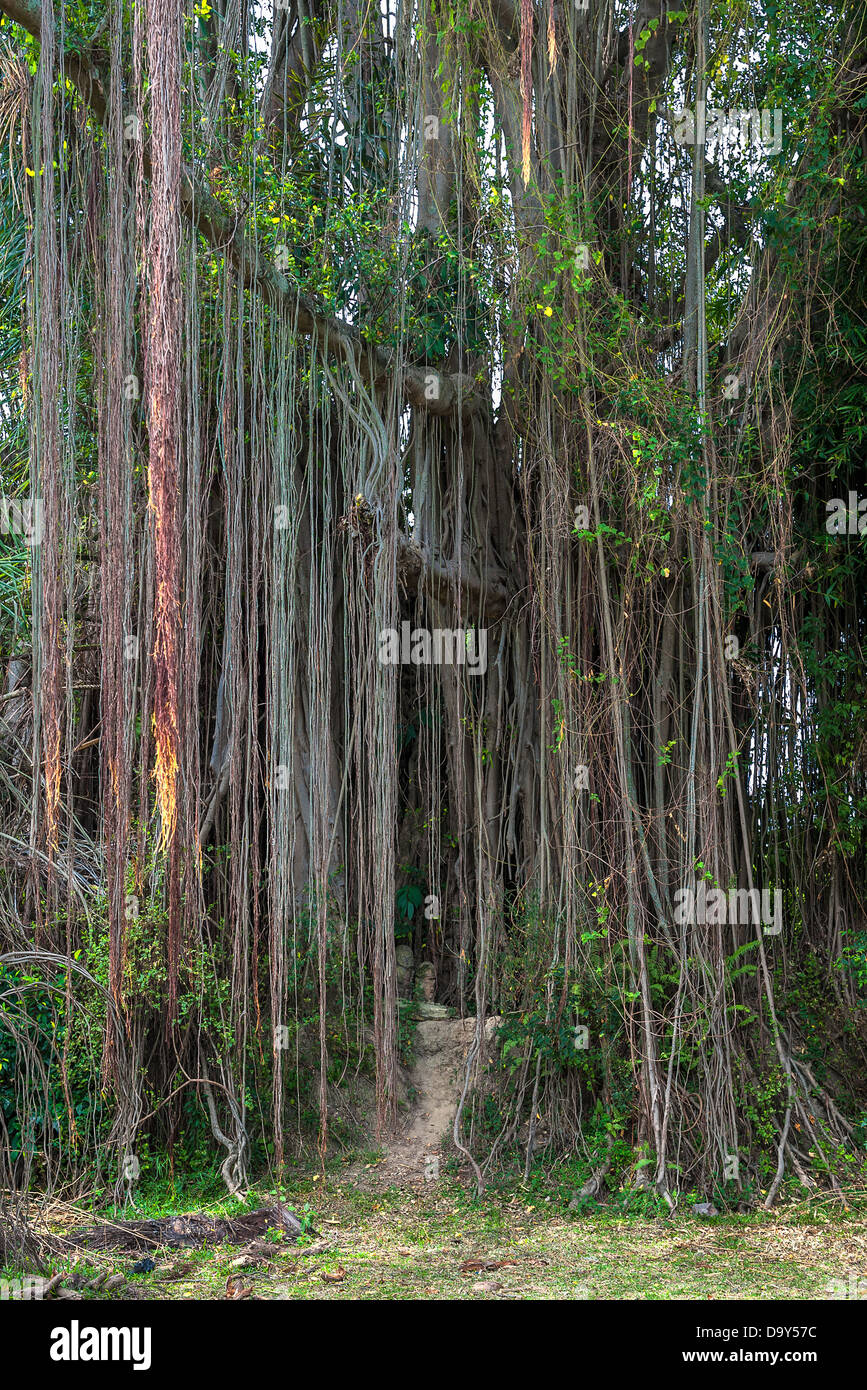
[0,0,483,418]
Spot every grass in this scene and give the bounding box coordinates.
[7,1171,867,1301]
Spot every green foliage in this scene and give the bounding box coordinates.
[0,962,102,1166]
[394,881,425,940]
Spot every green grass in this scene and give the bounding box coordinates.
[6,1173,866,1301]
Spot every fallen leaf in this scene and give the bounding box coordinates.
[234,1239,275,1260]
[157,1261,196,1283]
[224,1276,254,1300]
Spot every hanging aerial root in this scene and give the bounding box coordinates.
[144,0,182,860]
[520,0,533,185]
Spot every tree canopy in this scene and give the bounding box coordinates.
[0,0,866,1211]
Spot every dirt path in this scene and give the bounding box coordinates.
[349,1016,498,1190]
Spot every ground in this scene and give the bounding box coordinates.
[15,1175,867,1301]
[6,1025,866,1301]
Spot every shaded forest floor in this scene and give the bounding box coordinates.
[12,1172,867,1301]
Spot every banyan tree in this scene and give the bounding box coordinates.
[0,0,866,1211]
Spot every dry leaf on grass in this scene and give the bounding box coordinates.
[224,1275,254,1300]
[157,1262,197,1283]
[234,1239,275,1261]
[460,1258,518,1274]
